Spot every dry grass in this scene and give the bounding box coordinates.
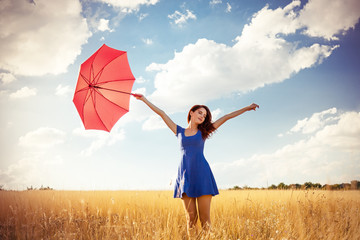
[0,190,359,239]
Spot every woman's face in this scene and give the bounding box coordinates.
[190,107,207,125]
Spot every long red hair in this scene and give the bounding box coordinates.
[187,105,216,140]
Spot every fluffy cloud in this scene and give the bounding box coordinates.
[19,127,66,149]
[0,0,91,76]
[0,152,66,190]
[299,0,360,40]
[10,87,37,99]
[315,111,360,150]
[289,108,338,134]
[146,0,359,111]
[168,9,197,26]
[212,109,360,187]
[97,0,159,12]
[55,84,73,96]
[142,116,167,131]
[226,3,232,13]
[0,73,16,85]
[0,156,39,189]
[97,18,113,32]
[73,126,125,156]
[211,108,222,121]
[147,37,335,110]
[210,0,222,6]
[209,0,231,13]
[139,13,149,21]
[142,38,154,45]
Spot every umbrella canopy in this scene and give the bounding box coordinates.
[73,44,136,132]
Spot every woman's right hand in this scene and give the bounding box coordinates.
[246,103,259,111]
[133,93,145,101]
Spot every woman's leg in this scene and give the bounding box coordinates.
[182,193,198,237]
[197,195,212,231]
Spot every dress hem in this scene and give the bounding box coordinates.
[173,191,219,199]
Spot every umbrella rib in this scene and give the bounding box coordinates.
[96,86,132,96]
[80,88,93,121]
[96,78,136,86]
[75,86,90,94]
[80,73,90,84]
[75,79,134,94]
[91,64,95,84]
[94,87,130,112]
[94,68,104,85]
[91,88,109,131]
[93,52,127,85]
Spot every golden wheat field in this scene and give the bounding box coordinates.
[0,190,359,240]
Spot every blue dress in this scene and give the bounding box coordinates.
[174,125,219,198]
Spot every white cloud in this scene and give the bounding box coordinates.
[0,151,68,190]
[0,155,40,189]
[97,18,113,32]
[0,0,91,76]
[212,110,360,187]
[211,108,222,121]
[315,111,360,150]
[226,3,232,13]
[19,127,66,149]
[298,0,360,40]
[73,126,126,156]
[0,73,16,84]
[136,76,147,83]
[289,108,338,134]
[138,13,149,21]
[55,84,73,96]
[133,87,147,95]
[168,9,197,26]
[210,0,222,6]
[147,37,335,111]
[10,86,37,99]
[142,38,154,45]
[240,1,301,40]
[142,115,167,131]
[98,0,159,13]
[146,0,355,111]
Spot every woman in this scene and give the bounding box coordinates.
[135,94,259,236]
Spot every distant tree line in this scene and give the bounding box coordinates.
[229,180,360,190]
[0,185,54,191]
[27,185,54,191]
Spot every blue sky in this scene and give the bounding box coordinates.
[0,0,359,190]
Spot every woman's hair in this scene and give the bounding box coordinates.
[187,105,216,140]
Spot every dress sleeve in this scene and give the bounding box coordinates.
[176,125,183,138]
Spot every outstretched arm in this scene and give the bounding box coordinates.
[213,103,259,129]
[134,94,177,135]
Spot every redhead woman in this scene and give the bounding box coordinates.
[135,94,259,237]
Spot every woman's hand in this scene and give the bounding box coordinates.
[133,93,145,101]
[247,103,259,111]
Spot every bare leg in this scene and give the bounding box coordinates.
[182,193,198,238]
[197,195,212,232]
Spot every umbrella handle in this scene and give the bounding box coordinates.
[93,86,141,98]
[131,93,142,98]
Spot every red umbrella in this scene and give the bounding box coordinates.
[73,44,138,132]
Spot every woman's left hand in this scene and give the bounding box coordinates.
[248,103,259,111]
